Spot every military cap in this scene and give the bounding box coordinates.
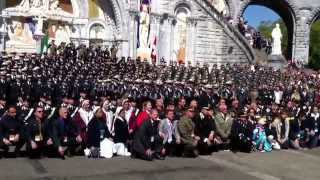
[143,80,151,84]
[2,60,11,66]
[135,79,142,83]
[155,79,163,85]
[226,80,233,85]
[204,84,212,89]
[33,66,40,71]
[200,103,212,110]
[0,71,6,76]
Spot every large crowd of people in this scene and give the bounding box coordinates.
[0,42,320,161]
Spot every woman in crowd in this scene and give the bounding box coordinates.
[252,117,272,152]
[86,108,112,158]
[113,108,131,157]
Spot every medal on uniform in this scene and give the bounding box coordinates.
[151,136,154,142]
[64,136,68,142]
[100,130,105,139]
[9,134,15,141]
[35,134,43,142]
[35,135,40,142]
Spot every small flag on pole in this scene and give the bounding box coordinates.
[151,36,157,64]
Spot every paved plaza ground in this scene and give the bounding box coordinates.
[1,148,320,180]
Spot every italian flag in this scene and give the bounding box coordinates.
[41,34,49,54]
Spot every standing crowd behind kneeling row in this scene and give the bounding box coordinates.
[1,96,319,161]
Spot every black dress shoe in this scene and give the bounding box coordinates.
[154,153,165,160]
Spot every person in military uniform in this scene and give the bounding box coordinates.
[193,104,217,155]
[230,111,254,153]
[214,101,234,150]
[48,40,57,56]
[177,107,200,157]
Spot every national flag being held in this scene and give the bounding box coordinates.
[151,36,157,64]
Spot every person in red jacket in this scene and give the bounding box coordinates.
[135,101,152,129]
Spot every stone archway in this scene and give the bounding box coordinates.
[89,22,105,46]
[237,0,297,59]
[308,7,320,25]
[306,7,320,67]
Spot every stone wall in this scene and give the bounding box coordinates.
[194,14,248,64]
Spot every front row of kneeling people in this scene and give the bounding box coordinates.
[0,100,319,160]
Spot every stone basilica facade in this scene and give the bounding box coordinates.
[2,0,320,65]
[0,0,253,65]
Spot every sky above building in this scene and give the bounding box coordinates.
[243,5,280,29]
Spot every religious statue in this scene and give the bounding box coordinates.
[55,25,71,45]
[211,0,227,15]
[35,16,44,35]
[271,23,282,55]
[50,0,60,10]
[174,11,188,64]
[7,20,35,45]
[139,3,150,48]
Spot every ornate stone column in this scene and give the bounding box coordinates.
[294,8,312,65]
[155,16,161,64]
[0,15,8,51]
[186,18,197,65]
[0,0,5,13]
[159,15,172,65]
[129,11,137,58]
[150,13,161,64]
[170,17,176,64]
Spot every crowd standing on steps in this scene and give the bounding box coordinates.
[0,42,320,161]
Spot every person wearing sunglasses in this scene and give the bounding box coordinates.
[25,106,49,158]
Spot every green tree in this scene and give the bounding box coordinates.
[309,21,320,70]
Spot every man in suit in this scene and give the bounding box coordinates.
[132,109,165,161]
[0,106,25,157]
[159,110,180,156]
[49,107,82,158]
[304,106,320,148]
[25,106,50,158]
